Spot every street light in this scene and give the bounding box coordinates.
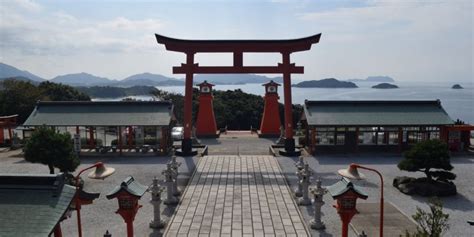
[74,162,115,237]
[338,163,384,237]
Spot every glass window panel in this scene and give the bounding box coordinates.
[316,132,335,145]
[430,131,440,140]
[377,132,387,145]
[336,133,345,145]
[388,132,399,144]
[358,132,376,145]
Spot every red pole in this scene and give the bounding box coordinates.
[118,127,122,156]
[76,126,80,135]
[341,219,349,237]
[126,220,134,237]
[182,52,195,153]
[355,164,384,237]
[8,127,12,145]
[89,127,95,147]
[76,199,83,237]
[282,52,293,140]
[53,222,63,237]
[128,126,133,148]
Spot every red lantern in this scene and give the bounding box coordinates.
[328,178,368,237]
[107,176,147,237]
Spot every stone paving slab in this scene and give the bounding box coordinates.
[164,155,310,237]
[350,202,418,236]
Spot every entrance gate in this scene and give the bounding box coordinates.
[155,33,321,156]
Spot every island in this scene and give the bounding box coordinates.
[348,76,395,83]
[452,84,463,89]
[372,83,399,89]
[293,78,358,88]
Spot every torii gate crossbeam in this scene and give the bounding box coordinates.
[156,33,321,156]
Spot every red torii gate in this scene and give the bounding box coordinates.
[155,33,321,156]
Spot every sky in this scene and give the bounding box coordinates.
[0,0,472,83]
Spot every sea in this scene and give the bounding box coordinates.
[92,81,474,124]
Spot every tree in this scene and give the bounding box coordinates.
[24,126,80,174]
[404,198,450,237]
[0,79,90,124]
[398,139,455,182]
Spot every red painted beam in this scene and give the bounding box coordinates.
[155,34,321,53]
[173,65,304,74]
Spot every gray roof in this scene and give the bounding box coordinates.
[0,174,76,237]
[107,176,148,199]
[303,100,454,126]
[23,101,174,126]
[327,177,368,199]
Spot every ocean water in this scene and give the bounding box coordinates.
[93,81,474,124]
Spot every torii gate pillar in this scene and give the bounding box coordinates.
[156,34,321,156]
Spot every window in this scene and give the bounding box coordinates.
[316,132,335,145]
[359,132,376,145]
[377,132,387,145]
[408,132,423,144]
[388,132,399,144]
[336,133,345,145]
[429,131,440,140]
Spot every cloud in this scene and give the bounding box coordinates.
[9,0,42,12]
[98,17,163,32]
[0,5,165,56]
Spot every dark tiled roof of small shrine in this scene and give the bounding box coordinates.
[327,178,368,199]
[106,176,148,199]
[303,100,454,126]
[0,173,76,237]
[23,101,174,126]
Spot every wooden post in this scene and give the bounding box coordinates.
[118,126,122,156]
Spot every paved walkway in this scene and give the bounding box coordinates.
[164,155,310,237]
[350,202,418,236]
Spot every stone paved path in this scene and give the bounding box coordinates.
[164,155,310,237]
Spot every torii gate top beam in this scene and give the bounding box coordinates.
[155,34,321,53]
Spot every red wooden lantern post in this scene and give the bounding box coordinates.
[107,176,148,237]
[259,80,281,137]
[196,80,218,137]
[327,178,368,237]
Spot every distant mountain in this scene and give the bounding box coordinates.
[194,74,283,85]
[51,72,113,86]
[293,78,358,88]
[76,85,159,98]
[0,76,39,84]
[348,76,395,83]
[372,83,398,89]
[0,62,45,81]
[117,73,183,86]
[451,84,463,89]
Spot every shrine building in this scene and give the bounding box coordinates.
[22,101,175,155]
[301,100,473,153]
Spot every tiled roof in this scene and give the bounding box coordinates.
[303,100,454,126]
[23,101,174,126]
[0,174,76,237]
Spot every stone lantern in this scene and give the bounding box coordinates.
[107,176,148,237]
[327,177,368,237]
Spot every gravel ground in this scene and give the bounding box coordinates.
[276,153,474,237]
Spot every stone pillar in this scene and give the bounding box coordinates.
[163,164,178,205]
[169,156,182,196]
[309,178,327,229]
[149,177,166,229]
[294,157,305,197]
[298,163,312,206]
